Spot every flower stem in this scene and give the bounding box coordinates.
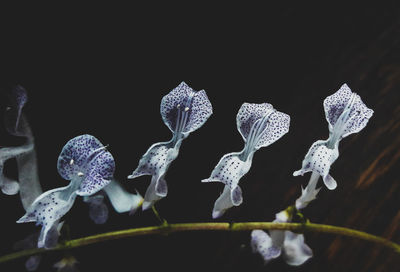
[0,222,399,264]
[151,205,168,226]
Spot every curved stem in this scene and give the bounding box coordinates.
[0,222,399,264]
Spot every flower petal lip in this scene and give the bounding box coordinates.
[293,139,339,190]
[17,180,80,248]
[283,232,313,266]
[251,230,282,264]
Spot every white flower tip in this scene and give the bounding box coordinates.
[323,174,337,190]
[201,178,219,183]
[142,201,153,211]
[293,170,303,177]
[275,210,289,222]
[212,209,225,219]
[129,194,144,215]
[295,200,304,210]
[127,169,146,180]
[16,213,35,224]
[37,240,45,249]
[1,180,20,195]
[340,83,350,89]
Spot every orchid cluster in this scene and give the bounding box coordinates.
[0,82,374,270]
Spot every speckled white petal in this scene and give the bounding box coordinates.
[293,140,339,189]
[17,178,81,248]
[236,103,274,141]
[183,90,213,134]
[283,231,313,266]
[255,110,290,150]
[202,152,251,191]
[57,135,115,196]
[128,141,179,181]
[324,84,374,140]
[323,83,353,131]
[251,230,282,264]
[57,135,104,181]
[160,82,195,133]
[103,179,143,214]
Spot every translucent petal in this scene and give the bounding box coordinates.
[211,186,234,219]
[230,185,243,206]
[0,143,33,196]
[283,231,313,266]
[25,255,41,271]
[53,256,79,272]
[17,178,80,248]
[4,85,28,136]
[293,140,339,190]
[57,134,104,180]
[251,230,282,264]
[142,176,164,210]
[236,103,274,141]
[0,175,19,195]
[17,147,43,210]
[102,180,143,214]
[45,221,63,248]
[84,194,109,224]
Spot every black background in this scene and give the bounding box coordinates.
[0,3,399,271]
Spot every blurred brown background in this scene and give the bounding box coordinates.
[0,3,399,271]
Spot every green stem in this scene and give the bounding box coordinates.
[151,205,168,226]
[1,222,399,264]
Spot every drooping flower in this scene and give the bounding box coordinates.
[102,179,143,214]
[293,84,374,194]
[0,85,42,204]
[84,179,143,224]
[202,103,290,218]
[251,210,312,266]
[17,134,115,248]
[128,82,213,210]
